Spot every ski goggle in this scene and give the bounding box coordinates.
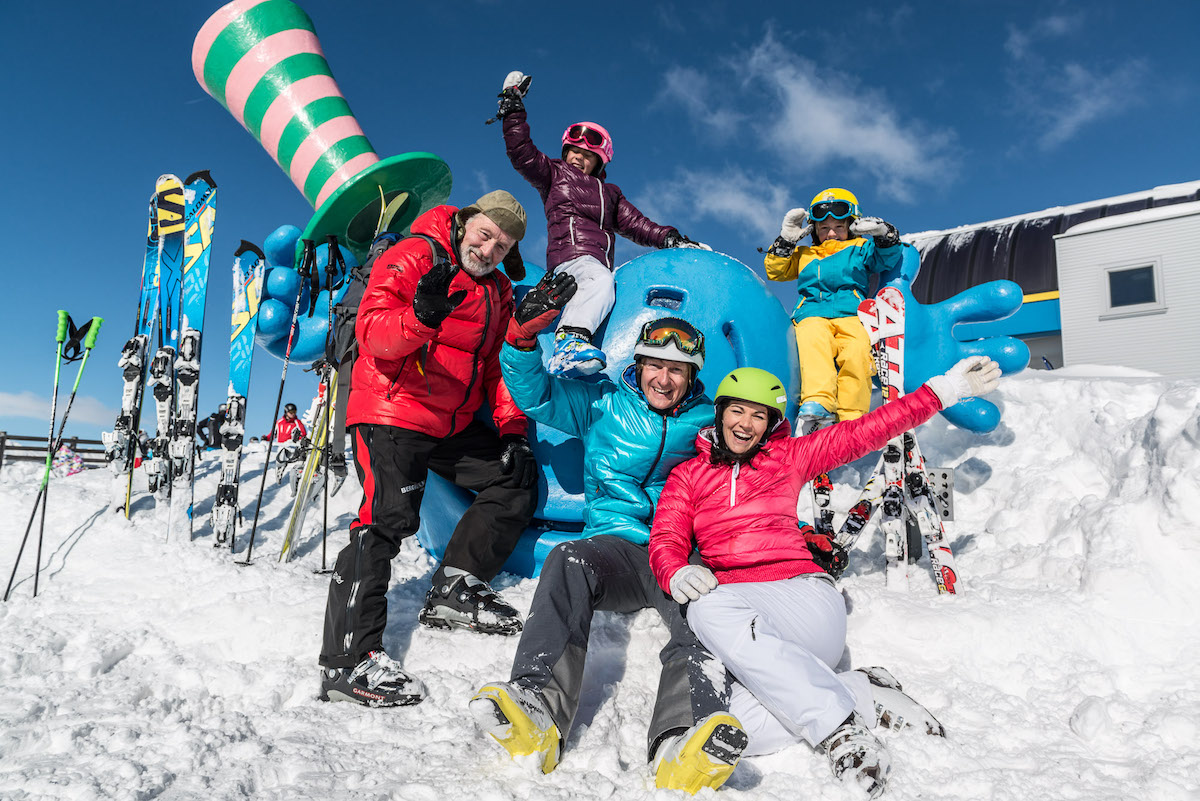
[809,200,857,221]
[638,318,705,356]
[564,124,607,149]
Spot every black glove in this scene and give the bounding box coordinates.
[412,259,467,328]
[497,88,525,120]
[663,231,705,249]
[873,222,900,248]
[850,217,900,248]
[768,235,796,258]
[507,272,577,349]
[803,524,848,579]
[500,434,537,489]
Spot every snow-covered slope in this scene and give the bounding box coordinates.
[2,368,1199,800]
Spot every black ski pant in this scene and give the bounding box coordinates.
[509,535,731,762]
[320,421,536,669]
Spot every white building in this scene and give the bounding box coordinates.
[1054,202,1200,377]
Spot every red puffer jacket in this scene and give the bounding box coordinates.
[503,110,676,271]
[649,386,943,590]
[346,205,527,439]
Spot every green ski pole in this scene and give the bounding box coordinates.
[33,316,103,597]
[4,311,70,601]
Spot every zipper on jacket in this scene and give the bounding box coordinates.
[446,277,493,431]
[638,416,669,522]
[569,216,577,249]
[385,354,411,401]
[729,462,740,507]
[597,176,612,267]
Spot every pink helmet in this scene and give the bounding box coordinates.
[561,121,613,164]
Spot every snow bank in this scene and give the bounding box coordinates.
[2,370,1198,800]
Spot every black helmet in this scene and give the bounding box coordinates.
[284,403,297,414]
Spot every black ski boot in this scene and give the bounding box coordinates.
[319,650,426,707]
[418,572,522,635]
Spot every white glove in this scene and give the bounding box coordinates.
[668,565,718,604]
[925,356,1002,408]
[850,216,889,238]
[502,71,529,95]
[780,207,811,242]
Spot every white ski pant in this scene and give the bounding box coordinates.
[553,255,615,337]
[688,574,874,756]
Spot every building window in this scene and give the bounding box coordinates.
[1100,261,1166,320]
[1108,266,1156,306]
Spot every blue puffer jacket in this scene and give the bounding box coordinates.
[500,343,712,544]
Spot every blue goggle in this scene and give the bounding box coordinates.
[809,200,857,221]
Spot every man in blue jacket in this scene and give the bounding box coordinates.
[469,273,746,793]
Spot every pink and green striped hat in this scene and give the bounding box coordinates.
[192,0,452,262]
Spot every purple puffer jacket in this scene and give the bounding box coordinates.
[504,110,676,271]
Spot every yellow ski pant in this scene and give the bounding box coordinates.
[794,316,873,421]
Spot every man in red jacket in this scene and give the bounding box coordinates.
[319,191,539,708]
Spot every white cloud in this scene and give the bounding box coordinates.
[0,392,117,427]
[639,167,793,242]
[744,35,956,203]
[656,67,744,140]
[1003,17,1146,151]
[1033,61,1147,150]
[654,32,957,206]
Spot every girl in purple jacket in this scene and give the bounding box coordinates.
[649,358,1000,797]
[496,71,705,377]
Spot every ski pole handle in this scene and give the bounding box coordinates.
[56,310,70,343]
[84,317,103,349]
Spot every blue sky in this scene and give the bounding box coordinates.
[1,0,1195,443]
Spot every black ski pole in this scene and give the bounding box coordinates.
[4,311,68,601]
[240,240,314,565]
[316,236,344,574]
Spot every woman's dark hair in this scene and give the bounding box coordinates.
[708,398,782,466]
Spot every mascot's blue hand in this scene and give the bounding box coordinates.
[254,224,358,364]
[882,245,1029,433]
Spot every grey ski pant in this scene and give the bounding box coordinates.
[509,535,731,761]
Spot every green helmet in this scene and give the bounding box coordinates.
[713,367,788,417]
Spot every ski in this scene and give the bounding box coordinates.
[859,287,909,591]
[833,457,884,551]
[902,432,959,595]
[853,286,961,594]
[102,194,160,517]
[146,174,187,506]
[211,241,265,548]
[167,171,218,540]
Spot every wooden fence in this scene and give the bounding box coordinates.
[0,432,107,473]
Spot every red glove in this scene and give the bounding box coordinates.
[803,524,848,579]
[505,272,577,350]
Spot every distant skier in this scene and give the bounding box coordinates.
[271,402,309,489]
[269,402,306,444]
[496,70,705,377]
[763,188,903,424]
[196,403,227,449]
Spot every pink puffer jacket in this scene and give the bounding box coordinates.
[649,386,942,590]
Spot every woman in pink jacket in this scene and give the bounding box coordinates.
[649,358,1000,798]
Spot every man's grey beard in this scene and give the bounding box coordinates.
[458,246,496,278]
